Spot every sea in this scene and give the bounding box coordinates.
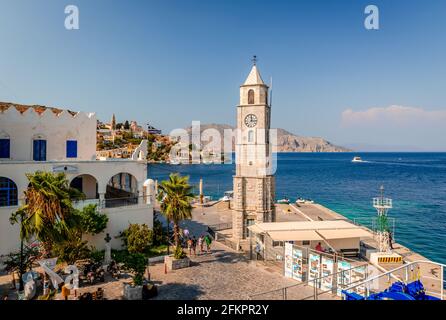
[148,152,446,265]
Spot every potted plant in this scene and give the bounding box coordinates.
[122,252,147,300]
[164,245,190,271]
[157,173,194,271]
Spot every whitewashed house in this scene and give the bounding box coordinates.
[0,102,154,257]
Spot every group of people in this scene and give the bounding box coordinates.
[185,234,212,256]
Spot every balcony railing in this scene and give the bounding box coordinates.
[73,195,150,210]
[103,196,139,208]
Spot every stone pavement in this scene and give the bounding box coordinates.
[149,241,337,300]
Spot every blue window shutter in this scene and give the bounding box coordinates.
[33,140,39,161]
[40,140,46,161]
[0,139,10,158]
[66,140,77,158]
[33,140,47,161]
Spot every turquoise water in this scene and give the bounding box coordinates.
[148,153,446,264]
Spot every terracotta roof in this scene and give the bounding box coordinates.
[0,101,78,116]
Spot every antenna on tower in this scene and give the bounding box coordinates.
[251,55,257,66]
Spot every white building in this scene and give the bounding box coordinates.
[0,102,154,257]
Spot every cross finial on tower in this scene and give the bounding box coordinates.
[252,55,257,66]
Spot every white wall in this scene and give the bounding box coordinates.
[84,204,154,250]
[0,206,21,256]
[0,107,97,161]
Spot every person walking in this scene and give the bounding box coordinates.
[198,235,204,255]
[388,232,394,250]
[255,242,262,260]
[204,234,212,254]
[192,236,197,256]
[187,237,192,256]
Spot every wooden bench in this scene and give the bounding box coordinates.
[340,248,360,258]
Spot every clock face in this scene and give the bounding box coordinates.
[244,114,258,128]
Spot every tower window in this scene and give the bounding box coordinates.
[248,89,254,104]
[248,130,254,143]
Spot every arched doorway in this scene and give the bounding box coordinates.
[70,174,99,200]
[105,173,138,208]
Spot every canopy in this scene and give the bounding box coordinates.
[317,228,373,240]
[252,220,358,232]
[247,224,265,234]
[268,230,323,241]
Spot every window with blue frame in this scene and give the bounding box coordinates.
[33,139,47,161]
[0,177,18,207]
[66,140,77,158]
[0,139,10,158]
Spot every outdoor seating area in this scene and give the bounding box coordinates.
[248,220,374,259]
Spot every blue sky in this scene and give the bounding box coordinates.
[1,0,445,150]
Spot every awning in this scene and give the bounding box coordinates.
[247,224,265,234]
[248,224,265,234]
[252,220,359,232]
[317,228,373,240]
[268,230,323,241]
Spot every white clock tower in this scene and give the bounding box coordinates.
[232,57,276,240]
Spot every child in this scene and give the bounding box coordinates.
[187,237,193,256]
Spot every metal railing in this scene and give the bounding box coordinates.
[343,260,446,300]
[249,262,370,300]
[73,195,151,210]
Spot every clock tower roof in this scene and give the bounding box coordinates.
[243,65,266,86]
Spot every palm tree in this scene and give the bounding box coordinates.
[10,171,84,256]
[157,173,194,249]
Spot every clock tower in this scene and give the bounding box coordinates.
[232,58,276,240]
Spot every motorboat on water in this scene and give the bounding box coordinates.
[277,197,290,204]
[352,156,363,163]
[296,197,314,204]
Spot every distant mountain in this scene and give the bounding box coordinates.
[184,123,351,152]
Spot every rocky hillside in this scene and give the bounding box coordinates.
[184,124,351,152]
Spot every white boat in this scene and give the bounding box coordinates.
[296,197,314,204]
[169,158,180,165]
[277,198,290,204]
[219,190,234,202]
[352,156,363,163]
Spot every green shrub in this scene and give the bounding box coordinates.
[75,205,108,235]
[152,213,167,246]
[122,252,147,286]
[173,245,186,260]
[89,249,105,264]
[111,249,129,263]
[53,238,92,265]
[118,224,153,254]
